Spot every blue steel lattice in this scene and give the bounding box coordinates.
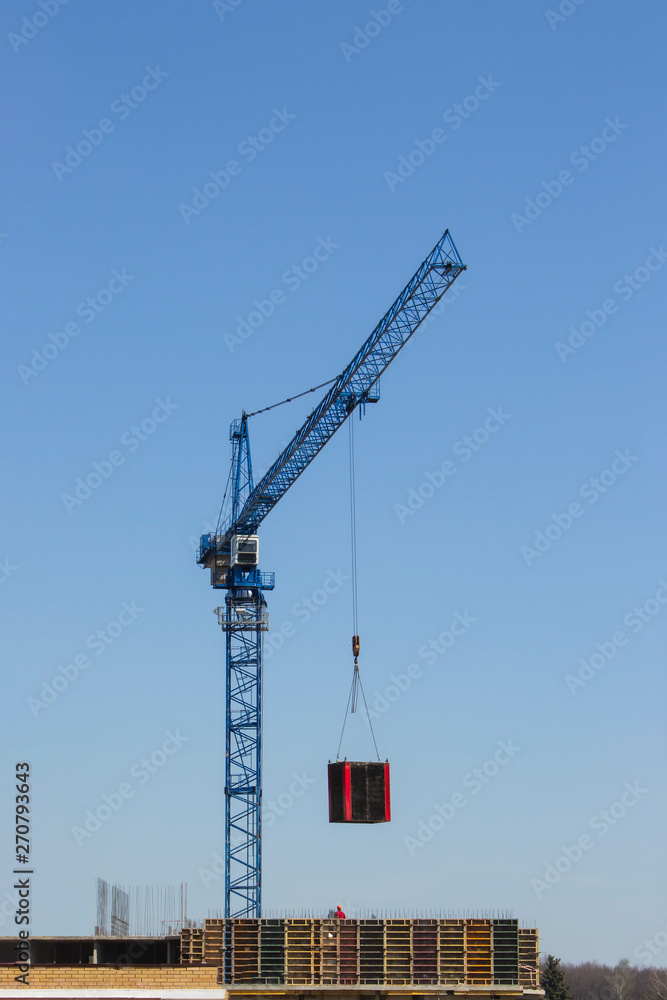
[221,578,268,917]
[199,229,466,559]
[198,228,466,918]
[226,417,254,530]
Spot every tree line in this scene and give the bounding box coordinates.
[542,955,667,1000]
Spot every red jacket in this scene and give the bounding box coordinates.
[334,908,345,919]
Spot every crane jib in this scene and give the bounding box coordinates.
[200,229,465,560]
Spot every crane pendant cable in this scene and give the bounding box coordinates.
[336,413,381,763]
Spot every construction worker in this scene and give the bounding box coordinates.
[334,905,345,919]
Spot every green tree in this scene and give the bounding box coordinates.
[542,955,575,1000]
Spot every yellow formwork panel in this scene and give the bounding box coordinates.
[180,927,204,966]
[232,919,260,982]
[202,919,225,966]
[384,919,411,983]
[285,918,316,983]
[465,919,493,984]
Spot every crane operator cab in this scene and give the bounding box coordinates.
[232,534,259,567]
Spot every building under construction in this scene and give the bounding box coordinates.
[1,237,545,999]
[0,915,540,998]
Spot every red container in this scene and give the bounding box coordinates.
[328,761,391,823]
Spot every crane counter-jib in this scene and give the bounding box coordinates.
[199,228,466,564]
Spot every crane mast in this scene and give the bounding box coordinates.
[198,229,466,917]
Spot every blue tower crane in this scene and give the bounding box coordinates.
[197,229,466,918]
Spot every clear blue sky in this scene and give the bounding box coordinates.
[1,0,666,967]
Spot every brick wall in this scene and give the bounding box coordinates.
[0,964,220,989]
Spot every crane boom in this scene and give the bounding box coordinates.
[197,228,466,919]
[199,229,465,566]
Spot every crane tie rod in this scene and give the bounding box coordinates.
[245,377,338,419]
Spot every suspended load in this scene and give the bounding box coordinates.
[328,413,392,825]
[329,628,390,824]
[328,760,391,824]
